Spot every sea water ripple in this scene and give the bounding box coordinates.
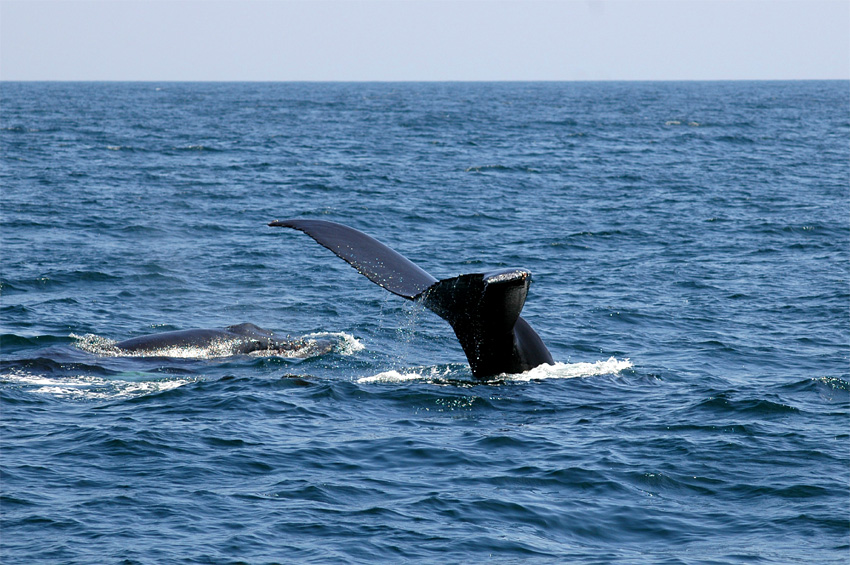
[1,81,848,563]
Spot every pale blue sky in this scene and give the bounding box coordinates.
[1,0,847,81]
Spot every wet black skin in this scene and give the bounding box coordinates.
[269,219,553,379]
[115,323,331,356]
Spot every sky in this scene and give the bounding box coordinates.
[1,0,847,81]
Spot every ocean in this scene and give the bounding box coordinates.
[1,81,848,564]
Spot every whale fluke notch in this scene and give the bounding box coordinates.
[270,219,553,378]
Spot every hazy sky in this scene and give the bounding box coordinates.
[1,0,847,81]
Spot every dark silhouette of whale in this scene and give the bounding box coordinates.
[270,219,553,379]
[114,322,334,357]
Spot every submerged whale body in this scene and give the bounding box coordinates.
[114,322,333,357]
[269,219,554,379]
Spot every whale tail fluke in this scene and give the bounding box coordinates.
[270,219,553,378]
[416,269,551,378]
[269,219,437,299]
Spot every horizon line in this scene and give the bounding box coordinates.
[2,78,848,84]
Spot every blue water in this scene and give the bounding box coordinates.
[1,81,848,564]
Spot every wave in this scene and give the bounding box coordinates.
[693,392,801,416]
[171,144,224,152]
[509,357,634,381]
[664,120,701,127]
[105,145,145,152]
[1,331,367,401]
[0,334,73,350]
[1,125,61,134]
[302,331,365,356]
[6,271,119,290]
[1,369,193,401]
[358,357,633,385]
[463,164,539,174]
[715,134,756,144]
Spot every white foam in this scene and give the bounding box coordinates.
[71,332,119,352]
[305,331,365,355]
[505,357,633,382]
[358,365,456,384]
[357,357,633,384]
[2,370,192,400]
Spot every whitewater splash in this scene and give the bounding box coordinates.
[357,357,633,384]
[301,332,365,356]
[1,370,193,401]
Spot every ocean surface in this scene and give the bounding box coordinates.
[1,81,848,564]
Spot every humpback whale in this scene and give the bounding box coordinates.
[270,219,553,379]
[114,322,334,357]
